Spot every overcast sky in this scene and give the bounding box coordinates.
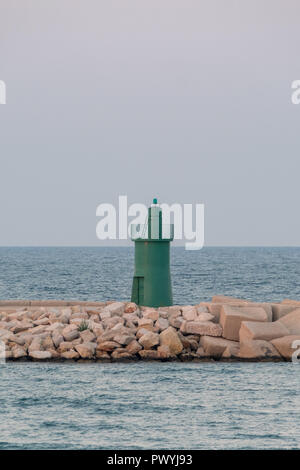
[0,0,299,246]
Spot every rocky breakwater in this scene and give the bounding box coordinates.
[1,296,300,362]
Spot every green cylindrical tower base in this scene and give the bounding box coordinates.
[131,240,173,308]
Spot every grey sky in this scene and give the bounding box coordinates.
[0,0,299,246]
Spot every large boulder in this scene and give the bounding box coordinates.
[111,350,133,360]
[19,333,33,347]
[47,321,65,332]
[167,306,182,317]
[102,317,124,329]
[185,336,199,351]
[11,320,33,333]
[123,313,139,325]
[115,322,136,335]
[239,321,289,342]
[5,320,19,331]
[9,335,27,347]
[62,324,79,342]
[124,320,137,331]
[59,314,71,324]
[80,329,96,343]
[108,323,132,336]
[278,309,300,335]
[169,315,183,329]
[61,307,72,316]
[180,320,222,337]
[102,302,125,317]
[70,318,85,327]
[28,336,43,352]
[75,342,96,359]
[42,335,54,350]
[0,329,15,342]
[59,308,72,324]
[197,312,215,322]
[71,312,89,320]
[97,341,121,351]
[181,306,198,321]
[155,317,169,332]
[95,350,110,360]
[48,348,60,359]
[33,318,50,326]
[99,310,111,320]
[138,331,160,349]
[177,331,190,349]
[29,350,52,360]
[200,336,238,358]
[89,314,101,324]
[124,302,138,313]
[58,341,74,352]
[271,335,300,360]
[126,340,142,354]
[136,327,153,339]
[61,349,80,359]
[157,309,169,319]
[239,340,281,360]
[157,345,175,359]
[113,333,135,346]
[138,318,153,328]
[11,345,27,359]
[138,350,160,360]
[220,305,268,341]
[159,327,183,355]
[142,308,159,321]
[92,323,105,337]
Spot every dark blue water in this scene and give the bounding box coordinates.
[0,247,300,449]
[0,362,299,449]
[0,246,300,304]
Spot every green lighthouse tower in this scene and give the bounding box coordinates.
[131,199,174,308]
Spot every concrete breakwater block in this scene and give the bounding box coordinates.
[1,295,300,362]
[271,304,300,321]
[277,309,300,334]
[239,340,282,360]
[199,336,238,359]
[271,335,300,360]
[239,321,290,342]
[220,305,268,341]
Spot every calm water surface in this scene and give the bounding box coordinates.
[0,247,300,449]
[0,246,300,304]
[0,362,299,450]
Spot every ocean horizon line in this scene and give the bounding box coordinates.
[0,245,300,249]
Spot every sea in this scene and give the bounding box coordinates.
[0,246,299,449]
